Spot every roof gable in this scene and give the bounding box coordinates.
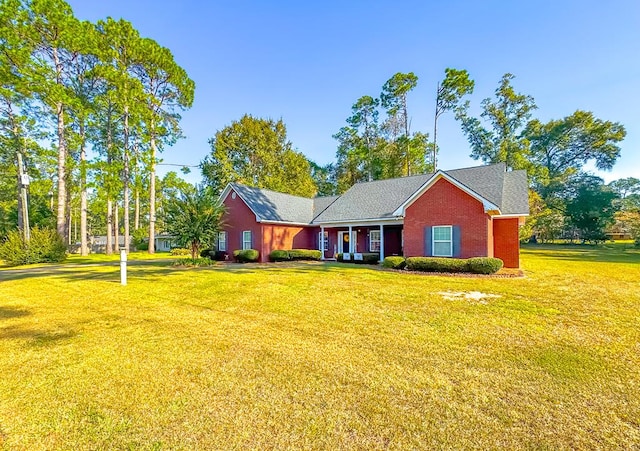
[221,163,529,226]
[220,183,339,225]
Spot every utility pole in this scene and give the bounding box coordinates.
[16,148,30,241]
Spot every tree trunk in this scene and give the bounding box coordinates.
[80,123,88,255]
[123,105,130,253]
[114,202,119,252]
[432,82,439,171]
[134,187,140,230]
[148,133,157,254]
[16,149,30,241]
[55,100,67,240]
[52,46,67,241]
[106,199,113,255]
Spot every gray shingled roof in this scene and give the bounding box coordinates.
[312,174,431,222]
[500,170,530,215]
[228,163,529,224]
[230,183,315,223]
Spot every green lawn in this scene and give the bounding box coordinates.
[1,244,639,449]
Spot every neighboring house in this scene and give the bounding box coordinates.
[218,163,529,268]
[154,233,176,252]
[90,235,132,253]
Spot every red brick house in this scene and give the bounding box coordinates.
[217,163,529,268]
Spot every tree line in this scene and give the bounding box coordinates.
[202,71,638,244]
[0,0,194,255]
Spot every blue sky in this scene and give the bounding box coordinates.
[68,0,639,185]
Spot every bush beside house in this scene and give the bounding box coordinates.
[269,249,322,262]
[233,249,259,263]
[403,256,504,274]
[382,256,407,269]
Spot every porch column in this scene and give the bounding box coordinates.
[320,225,325,260]
[348,225,353,253]
[379,224,384,261]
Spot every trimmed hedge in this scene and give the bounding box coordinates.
[337,252,380,264]
[467,257,503,274]
[269,249,322,262]
[233,249,259,263]
[170,248,191,256]
[406,257,468,273]
[405,256,504,274]
[288,249,322,261]
[382,256,406,269]
[269,249,290,262]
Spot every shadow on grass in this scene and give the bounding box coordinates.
[0,306,31,320]
[0,260,177,283]
[521,243,640,264]
[0,325,77,346]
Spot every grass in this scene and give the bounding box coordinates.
[0,243,639,449]
[0,251,173,271]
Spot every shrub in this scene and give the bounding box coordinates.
[200,249,212,258]
[213,250,229,261]
[132,227,149,250]
[269,249,290,262]
[336,252,380,264]
[288,249,322,261]
[170,248,191,256]
[406,257,468,273]
[382,256,406,269]
[0,227,67,266]
[467,257,503,274]
[233,249,259,263]
[172,257,215,267]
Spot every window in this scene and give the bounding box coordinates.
[369,230,381,252]
[242,230,252,250]
[318,231,328,251]
[432,226,453,257]
[218,231,227,251]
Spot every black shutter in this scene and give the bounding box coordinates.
[424,226,432,256]
[452,226,461,257]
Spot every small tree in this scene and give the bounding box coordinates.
[163,186,225,259]
[565,176,618,243]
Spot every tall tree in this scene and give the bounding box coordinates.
[96,17,145,253]
[524,110,626,201]
[433,68,474,169]
[66,22,101,255]
[347,95,380,181]
[380,72,419,175]
[26,0,85,240]
[201,115,317,197]
[309,161,337,197]
[131,37,194,253]
[0,0,36,239]
[457,73,537,170]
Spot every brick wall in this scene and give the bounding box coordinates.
[404,177,490,259]
[222,189,262,259]
[261,225,315,261]
[492,218,520,268]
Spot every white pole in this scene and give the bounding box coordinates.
[379,224,384,262]
[320,225,325,260]
[120,248,127,286]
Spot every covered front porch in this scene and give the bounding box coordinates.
[318,220,404,261]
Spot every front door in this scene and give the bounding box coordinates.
[338,231,356,253]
